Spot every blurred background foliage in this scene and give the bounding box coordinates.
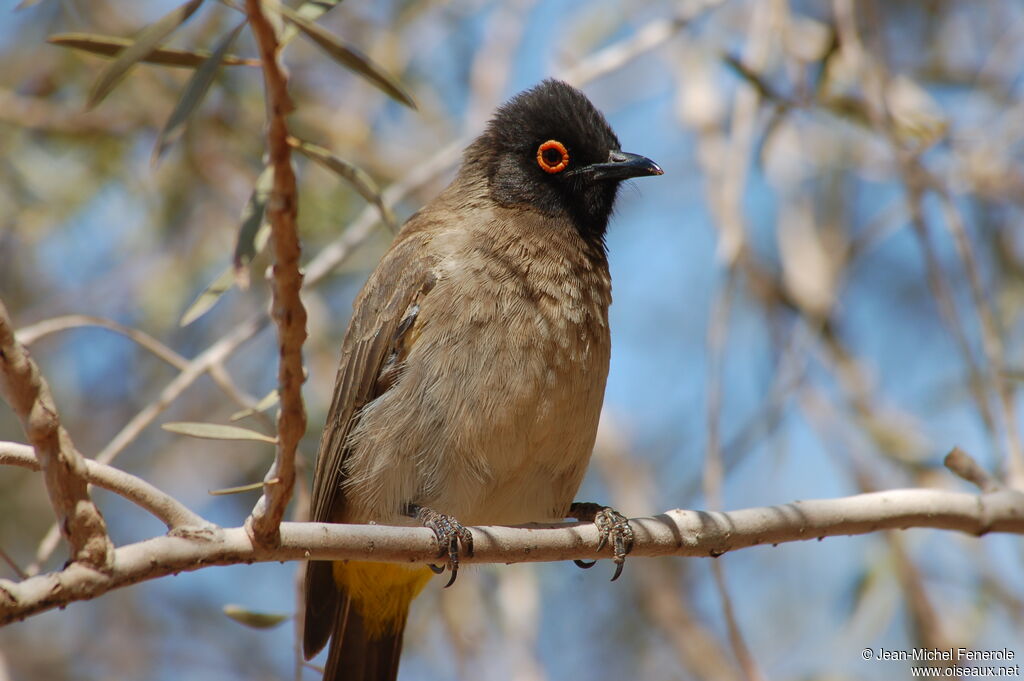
[2,0,1024,680]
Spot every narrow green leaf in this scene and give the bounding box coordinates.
[162,421,277,443]
[289,137,398,232]
[280,0,343,46]
[233,166,275,289]
[223,605,290,629]
[180,265,234,327]
[230,389,280,421]
[155,21,246,159]
[275,3,416,109]
[209,480,273,496]
[87,0,206,110]
[49,33,259,68]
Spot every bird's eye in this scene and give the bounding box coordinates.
[536,140,570,174]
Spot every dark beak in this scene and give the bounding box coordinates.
[587,150,663,181]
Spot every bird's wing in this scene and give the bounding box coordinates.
[305,219,439,661]
[310,229,437,525]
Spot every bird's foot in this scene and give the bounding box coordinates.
[569,502,634,582]
[407,504,474,588]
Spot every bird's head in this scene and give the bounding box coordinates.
[464,79,663,244]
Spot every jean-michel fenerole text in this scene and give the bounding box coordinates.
[874,648,1016,662]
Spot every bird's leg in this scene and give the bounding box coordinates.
[405,504,474,588]
[568,502,634,582]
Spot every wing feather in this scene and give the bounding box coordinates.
[304,218,439,661]
[309,230,437,524]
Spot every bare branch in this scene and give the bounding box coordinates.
[95,315,269,467]
[0,441,209,530]
[594,426,741,681]
[944,447,1001,493]
[0,301,113,570]
[711,561,766,681]
[902,164,996,452]
[886,531,955,656]
[16,314,186,367]
[245,0,307,546]
[829,0,1011,485]
[0,546,26,581]
[935,191,1024,484]
[701,8,775,676]
[559,1,722,86]
[0,88,143,135]
[16,314,266,422]
[26,315,267,576]
[2,487,1022,625]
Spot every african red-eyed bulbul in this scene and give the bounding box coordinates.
[303,79,663,681]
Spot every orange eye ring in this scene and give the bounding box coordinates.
[536,140,570,174]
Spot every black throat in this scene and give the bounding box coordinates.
[464,135,620,252]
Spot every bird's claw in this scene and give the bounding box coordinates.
[594,507,634,581]
[411,505,473,588]
[570,502,634,581]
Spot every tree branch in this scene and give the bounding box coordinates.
[1,487,1021,625]
[0,301,113,570]
[0,441,209,530]
[25,314,267,577]
[944,446,1001,493]
[935,187,1024,484]
[244,0,307,546]
[16,314,266,422]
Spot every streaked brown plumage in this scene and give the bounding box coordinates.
[304,79,662,681]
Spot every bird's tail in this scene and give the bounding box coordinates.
[323,599,405,681]
[319,562,433,681]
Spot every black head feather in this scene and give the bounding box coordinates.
[463,80,635,243]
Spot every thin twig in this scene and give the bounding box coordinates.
[944,447,1000,493]
[902,161,997,451]
[244,0,307,547]
[95,315,268,467]
[25,315,267,576]
[935,190,1024,484]
[704,270,765,681]
[711,561,766,681]
[0,300,113,569]
[637,559,742,681]
[560,0,722,85]
[800,377,956,660]
[17,314,187,366]
[703,271,734,509]
[15,314,266,423]
[0,441,209,530]
[886,531,955,663]
[0,87,143,135]
[700,4,775,678]
[834,0,1003,471]
[593,428,742,681]
[0,546,26,580]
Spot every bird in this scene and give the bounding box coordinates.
[303,78,663,681]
